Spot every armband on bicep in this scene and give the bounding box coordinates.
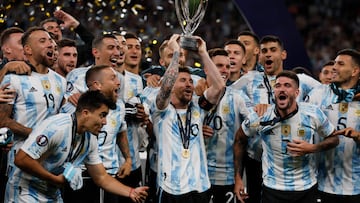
[198,95,214,111]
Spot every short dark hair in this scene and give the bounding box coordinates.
[92,32,117,49]
[208,48,228,58]
[179,66,191,74]
[85,64,112,87]
[291,66,313,78]
[320,60,335,72]
[21,26,47,47]
[76,90,116,112]
[39,18,59,27]
[123,32,140,41]
[337,48,360,67]
[238,30,260,46]
[224,39,246,54]
[260,35,284,50]
[276,70,299,88]
[0,27,24,48]
[57,38,76,50]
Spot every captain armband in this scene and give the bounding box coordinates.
[198,95,214,111]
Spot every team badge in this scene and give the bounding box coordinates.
[111,118,116,127]
[281,124,291,136]
[127,91,134,99]
[222,104,230,114]
[270,78,276,88]
[42,80,51,90]
[339,103,348,114]
[36,135,48,146]
[193,110,200,119]
[297,127,305,137]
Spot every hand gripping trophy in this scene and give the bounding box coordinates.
[175,0,208,51]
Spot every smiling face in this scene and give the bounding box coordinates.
[274,76,299,113]
[24,30,56,68]
[332,54,359,87]
[93,37,121,67]
[172,71,194,106]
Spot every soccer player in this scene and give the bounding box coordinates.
[4,90,148,203]
[61,65,131,203]
[0,26,66,182]
[306,49,360,203]
[151,34,225,202]
[200,48,253,203]
[231,35,321,203]
[234,70,339,203]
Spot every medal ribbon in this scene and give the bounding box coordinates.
[172,102,192,150]
[263,74,275,104]
[260,105,298,126]
[66,113,85,163]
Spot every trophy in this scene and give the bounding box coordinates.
[175,0,208,51]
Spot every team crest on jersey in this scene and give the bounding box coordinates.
[193,110,200,118]
[222,104,230,114]
[66,81,74,92]
[270,79,276,88]
[339,103,348,114]
[297,127,305,137]
[281,124,291,136]
[56,86,61,94]
[41,80,51,90]
[111,118,116,127]
[36,135,48,146]
[127,91,134,99]
[355,109,360,117]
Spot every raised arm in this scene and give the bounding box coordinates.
[196,36,225,104]
[155,34,181,110]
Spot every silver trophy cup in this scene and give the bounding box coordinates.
[175,0,208,51]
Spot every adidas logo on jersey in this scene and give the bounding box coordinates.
[62,146,68,152]
[29,87,38,92]
[257,84,265,88]
[325,105,333,110]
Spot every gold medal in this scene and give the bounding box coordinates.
[182,149,190,158]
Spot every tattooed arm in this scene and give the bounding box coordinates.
[156,34,181,110]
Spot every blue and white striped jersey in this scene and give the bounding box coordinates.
[5,113,101,202]
[241,102,334,191]
[150,99,211,195]
[65,65,91,98]
[61,98,127,175]
[205,87,253,185]
[1,70,66,175]
[307,84,360,195]
[231,72,321,160]
[117,70,145,171]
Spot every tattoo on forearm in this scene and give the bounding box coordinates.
[156,51,180,108]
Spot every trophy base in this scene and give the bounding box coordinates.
[180,36,198,51]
